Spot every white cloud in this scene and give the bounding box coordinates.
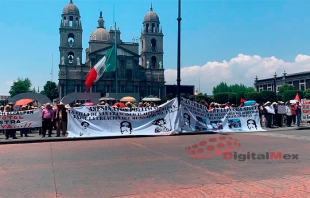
[165,54,310,95]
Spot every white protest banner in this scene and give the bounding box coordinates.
[0,109,42,130]
[301,99,310,122]
[179,98,265,132]
[67,98,180,137]
[277,105,286,114]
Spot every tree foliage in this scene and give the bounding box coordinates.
[40,81,59,101]
[214,93,229,104]
[189,93,213,104]
[260,90,274,103]
[304,88,310,99]
[244,92,262,103]
[278,84,295,94]
[212,82,254,95]
[9,77,36,97]
[282,90,304,103]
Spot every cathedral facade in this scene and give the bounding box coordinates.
[58,0,165,100]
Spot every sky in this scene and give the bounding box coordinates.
[1,0,310,95]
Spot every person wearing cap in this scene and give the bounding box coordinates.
[4,105,18,139]
[41,103,54,137]
[55,102,68,137]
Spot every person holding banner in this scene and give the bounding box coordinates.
[55,102,68,137]
[20,105,29,137]
[4,105,18,139]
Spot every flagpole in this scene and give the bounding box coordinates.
[113,4,118,93]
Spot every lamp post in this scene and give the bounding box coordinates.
[176,0,182,108]
[273,72,277,102]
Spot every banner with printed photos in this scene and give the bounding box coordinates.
[179,98,265,132]
[0,109,42,130]
[67,98,180,137]
[301,99,310,122]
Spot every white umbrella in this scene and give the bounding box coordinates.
[99,97,116,101]
[142,97,161,102]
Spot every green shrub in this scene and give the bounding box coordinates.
[244,92,261,103]
[260,90,274,103]
[214,93,229,104]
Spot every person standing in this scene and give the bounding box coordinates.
[291,103,297,125]
[285,102,293,127]
[19,105,29,137]
[263,101,274,128]
[55,102,68,137]
[296,101,301,127]
[4,105,18,139]
[41,103,54,137]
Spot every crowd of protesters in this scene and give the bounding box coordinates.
[0,99,302,139]
[0,100,159,139]
[197,99,301,129]
[262,100,301,128]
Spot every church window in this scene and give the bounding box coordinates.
[152,23,155,33]
[68,33,74,47]
[63,17,67,26]
[68,52,75,64]
[151,39,156,51]
[146,24,149,33]
[151,56,157,68]
[69,16,73,27]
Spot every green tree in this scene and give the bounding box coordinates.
[40,81,59,101]
[282,90,304,103]
[9,77,36,97]
[213,82,254,95]
[189,93,213,104]
[304,88,310,99]
[229,83,254,93]
[212,82,229,95]
[278,84,295,94]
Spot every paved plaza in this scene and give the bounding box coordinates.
[0,126,309,197]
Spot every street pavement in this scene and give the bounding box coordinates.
[0,125,310,197]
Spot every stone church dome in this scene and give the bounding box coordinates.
[62,0,80,16]
[143,4,159,22]
[89,28,110,41]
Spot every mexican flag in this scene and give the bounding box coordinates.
[85,44,116,89]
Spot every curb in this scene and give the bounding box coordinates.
[0,131,219,145]
[0,128,307,145]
